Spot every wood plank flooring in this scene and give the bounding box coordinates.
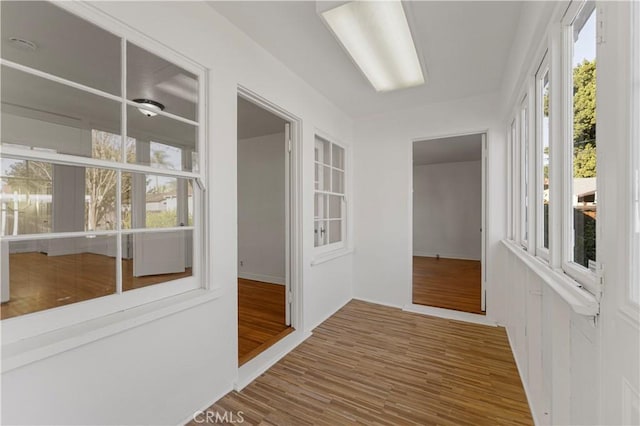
[1,252,191,320]
[194,300,532,426]
[238,278,291,365]
[413,256,483,314]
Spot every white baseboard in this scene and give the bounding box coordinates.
[403,303,496,326]
[175,386,233,426]
[353,296,404,310]
[506,327,541,426]
[235,329,312,391]
[412,251,481,261]
[238,272,285,285]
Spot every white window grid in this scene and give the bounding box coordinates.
[314,135,346,251]
[0,2,208,335]
[535,52,551,261]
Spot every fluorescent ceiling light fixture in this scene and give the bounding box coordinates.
[133,98,165,117]
[322,0,424,92]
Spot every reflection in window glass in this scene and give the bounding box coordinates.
[122,230,193,291]
[1,1,121,95]
[127,106,196,172]
[127,42,198,121]
[571,3,597,270]
[1,159,52,236]
[1,235,117,320]
[121,172,193,229]
[150,141,182,171]
[541,70,551,250]
[1,66,121,157]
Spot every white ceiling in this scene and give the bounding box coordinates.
[238,97,286,140]
[413,133,482,166]
[209,1,522,118]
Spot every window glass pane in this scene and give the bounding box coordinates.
[127,42,198,122]
[314,220,328,247]
[328,195,342,219]
[314,193,326,220]
[127,106,197,172]
[84,167,118,232]
[1,1,121,95]
[571,3,597,269]
[1,159,118,235]
[315,137,331,166]
[1,235,117,320]
[150,141,183,171]
[122,230,193,291]
[1,66,121,158]
[320,165,331,192]
[332,145,345,169]
[521,101,529,244]
[332,169,344,194]
[122,172,193,229]
[541,70,551,250]
[329,220,342,244]
[1,159,52,236]
[314,163,320,190]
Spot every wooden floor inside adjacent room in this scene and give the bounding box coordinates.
[1,252,191,320]
[196,300,532,426]
[238,278,292,366]
[413,256,484,314]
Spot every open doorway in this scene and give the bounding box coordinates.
[412,133,486,315]
[237,94,295,365]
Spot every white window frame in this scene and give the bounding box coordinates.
[560,0,599,293]
[535,52,551,261]
[0,1,209,341]
[630,0,640,308]
[511,118,520,242]
[313,133,348,257]
[520,95,531,248]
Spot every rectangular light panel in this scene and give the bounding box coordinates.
[322,0,425,92]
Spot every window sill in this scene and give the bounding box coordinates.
[311,248,354,266]
[501,239,599,316]
[1,288,223,373]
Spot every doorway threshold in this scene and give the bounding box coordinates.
[236,328,312,391]
[403,303,496,327]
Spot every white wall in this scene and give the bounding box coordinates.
[413,160,481,260]
[237,132,286,284]
[1,2,354,425]
[353,93,504,310]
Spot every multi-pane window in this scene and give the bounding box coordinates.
[314,135,346,249]
[0,1,204,322]
[568,1,597,273]
[536,56,551,255]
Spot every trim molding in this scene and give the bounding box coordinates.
[403,304,496,326]
[412,252,481,261]
[238,272,285,285]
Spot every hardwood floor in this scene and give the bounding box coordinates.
[194,300,532,426]
[238,278,292,365]
[413,256,483,314]
[1,252,191,320]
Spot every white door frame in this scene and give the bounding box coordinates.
[409,130,489,313]
[237,86,302,331]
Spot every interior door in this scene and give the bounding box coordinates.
[481,133,487,311]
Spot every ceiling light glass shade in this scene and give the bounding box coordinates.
[322,0,425,92]
[133,98,165,117]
